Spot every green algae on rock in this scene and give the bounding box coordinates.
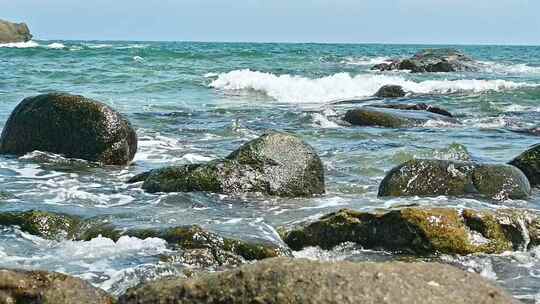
[129,131,325,197]
[378,159,531,200]
[0,93,138,165]
[344,106,458,128]
[0,268,114,304]
[118,257,517,304]
[510,143,540,187]
[280,207,538,255]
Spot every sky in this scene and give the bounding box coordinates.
[1,0,539,45]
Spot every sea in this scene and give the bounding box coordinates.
[1,40,540,301]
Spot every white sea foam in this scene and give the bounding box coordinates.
[0,40,40,48]
[341,56,391,66]
[85,43,113,49]
[312,113,340,129]
[209,69,537,103]
[47,42,66,49]
[479,61,540,75]
[133,56,145,63]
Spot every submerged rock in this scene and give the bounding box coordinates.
[0,19,32,43]
[118,257,517,304]
[343,106,458,128]
[509,143,540,187]
[0,210,82,241]
[372,48,479,73]
[378,159,531,200]
[374,85,406,98]
[281,207,538,255]
[372,102,453,117]
[130,131,325,197]
[0,268,114,304]
[0,93,137,165]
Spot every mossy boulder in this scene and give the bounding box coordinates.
[280,207,537,255]
[372,49,479,73]
[0,19,32,43]
[118,257,517,304]
[0,93,137,165]
[0,268,114,304]
[0,210,82,241]
[130,131,325,197]
[378,159,531,200]
[510,143,540,187]
[344,106,457,128]
[374,85,406,98]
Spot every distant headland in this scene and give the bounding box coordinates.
[0,19,32,43]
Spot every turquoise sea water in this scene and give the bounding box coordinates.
[1,40,540,300]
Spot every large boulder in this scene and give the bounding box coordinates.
[281,207,539,255]
[509,144,540,187]
[0,19,32,43]
[0,268,114,304]
[129,132,325,197]
[371,102,453,117]
[0,93,137,165]
[372,49,479,73]
[118,257,517,304]
[378,159,530,200]
[343,106,458,128]
[374,85,406,98]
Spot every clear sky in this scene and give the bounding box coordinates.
[2,0,539,45]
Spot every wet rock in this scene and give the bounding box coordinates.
[374,85,406,98]
[161,248,244,269]
[281,207,537,255]
[343,106,458,128]
[509,143,540,187]
[130,131,325,197]
[0,210,82,241]
[118,257,517,304]
[378,159,531,200]
[0,268,114,304]
[0,19,32,43]
[372,48,479,73]
[0,93,138,165]
[372,102,453,117]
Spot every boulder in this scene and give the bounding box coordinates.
[118,257,518,304]
[281,207,539,255]
[0,268,114,304]
[372,49,479,73]
[343,106,458,128]
[374,85,406,98]
[0,93,137,165]
[378,159,531,200]
[0,19,32,43]
[129,131,325,197]
[371,102,453,117]
[509,144,540,187]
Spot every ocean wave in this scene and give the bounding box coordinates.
[209,69,537,103]
[0,40,40,48]
[341,56,391,66]
[479,61,540,75]
[46,42,66,49]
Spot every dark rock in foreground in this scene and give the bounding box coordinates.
[379,159,531,200]
[372,49,479,73]
[281,207,539,255]
[0,19,32,43]
[0,210,288,266]
[344,106,458,128]
[374,85,406,98]
[130,131,325,197]
[118,257,517,304]
[0,268,114,304]
[0,93,138,165]
[510,143,540,187]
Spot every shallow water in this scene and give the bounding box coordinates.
[1,40,540,300]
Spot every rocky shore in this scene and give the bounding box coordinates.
[0,19,32,43]
[0,47,539,303]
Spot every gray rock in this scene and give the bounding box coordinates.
[0,268,114,304]
[343,106,458,128]
[374,85,406,98]
[378,159,531,200]
[0,93,138,165]
[0,19,32,43]
[372,49,479,73]
[130,131,325,197]
[118,257,518,304]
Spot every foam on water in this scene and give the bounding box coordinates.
[341,56,392,66]
[47,42,66,49]
[479,61,540,75]
[0,40,40,48]
[209,69,536,103]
